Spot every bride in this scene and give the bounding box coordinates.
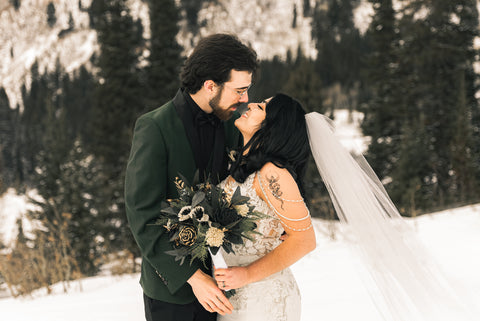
[215,94,315,321]
[214,93,479,321]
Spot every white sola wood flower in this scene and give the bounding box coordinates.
[205,227,225,247]
[178,206,192,221]
[192,206,205,217]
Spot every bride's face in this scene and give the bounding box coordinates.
[235,98,271,142]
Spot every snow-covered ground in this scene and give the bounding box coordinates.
[0,205,479,321]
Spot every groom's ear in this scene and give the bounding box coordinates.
[204,80,217,95]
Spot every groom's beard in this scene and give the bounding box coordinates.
[209,91,241,121]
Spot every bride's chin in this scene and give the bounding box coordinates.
[234,118,243,129]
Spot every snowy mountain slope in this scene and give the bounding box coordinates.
[177,0,317,60]
[0,0,318,111]
[0,0,96,111]
[3,0,480,112]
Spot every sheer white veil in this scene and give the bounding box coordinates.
[305,112,479,321]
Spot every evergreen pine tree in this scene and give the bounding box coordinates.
[26,105,82,283]
[88,0,144,256]
[361,0,401,179]
[19,62,49,184]
[68,12,75,30]
[10,0,20,10]
[27,89,107,276]
[89,0,143,166]
[146,0,182,108]
[53,140,111,275]
[365,0,480,214]
[389,117,431,216]
[178,0,205,34]
[292,4,298,28]
[88,0,106,28]
[47,2,57,27]
[449,67,478,202]
[282,50,324,113]
[397,0,479,209]
[33,93,70,206]
[250,56,291,101]
[313,0,365,88]
[303,0,312,17]
[446,1,480,202]
[23,63,120,275]
[0,88,16,190]
[61,66,95,143]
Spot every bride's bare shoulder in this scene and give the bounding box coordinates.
[259,162,294,179]
[254,162,300,198]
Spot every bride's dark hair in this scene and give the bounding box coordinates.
[230,93,310,196]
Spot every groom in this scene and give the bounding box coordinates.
[125,34,258,321]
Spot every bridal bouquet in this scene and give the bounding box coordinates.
[154,174,263,267]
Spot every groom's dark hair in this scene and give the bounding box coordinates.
[230,94,310,197]
[180,33,258,94]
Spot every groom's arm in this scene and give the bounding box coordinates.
[125,115,232,314]
[125,115,200,292]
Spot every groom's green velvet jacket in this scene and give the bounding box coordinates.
[125,90,240,304]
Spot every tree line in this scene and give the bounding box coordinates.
[362,0,480,215]
[0,0,479,295]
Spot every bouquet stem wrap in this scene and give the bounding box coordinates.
[208,247,228,269]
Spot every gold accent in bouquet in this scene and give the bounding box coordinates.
[174,177,185,189]
[178,226,197,246]
[153,172,266,267]
[163,220,177,231]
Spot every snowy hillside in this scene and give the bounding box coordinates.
[0,0,96,111]
[0,0,318,111]
[3,0,480,111]
[177,0,317,60]
[0,205,479,320]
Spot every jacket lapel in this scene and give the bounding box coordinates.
[172,90,204,174]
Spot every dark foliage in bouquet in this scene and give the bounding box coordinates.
[154,173,264,266]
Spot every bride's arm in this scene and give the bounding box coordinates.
[214,163,316,290]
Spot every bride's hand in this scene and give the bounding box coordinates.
[214,266,250,291]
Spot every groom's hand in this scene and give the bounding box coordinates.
[187,269,233,315]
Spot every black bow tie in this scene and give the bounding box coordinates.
[195,112,220,127]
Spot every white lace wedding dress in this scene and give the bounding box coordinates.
[218,173,301,321]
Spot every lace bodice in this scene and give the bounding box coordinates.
[219,172,285,266]
[218,172,301,321]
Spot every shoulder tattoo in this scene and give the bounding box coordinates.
[266,172,285,210]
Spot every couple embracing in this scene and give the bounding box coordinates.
[125,33,478,321]
[125,34,315,321]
